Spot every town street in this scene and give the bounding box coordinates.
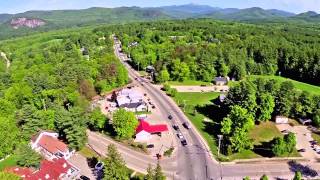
[111,36,320,180]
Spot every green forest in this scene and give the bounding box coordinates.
[116,19,320,85]
[0,27,128,159]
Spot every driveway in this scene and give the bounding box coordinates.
[276,124,320,161]
[68,153,95,179]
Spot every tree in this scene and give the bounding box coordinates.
[260,174,268,180]
[243,177,251,180]
[145,164,154,180]
[79,79,96,100]
[275,81,295,116]
[103,144,129,180]
[0,117,19,159]
[169,88,177,97]
[157,68,170,83]
[229,128,253,152]
[271,137,286,156]
[15,144,41,168]
[256,93,275,122]
[154,162,166,180]
[284,132,296,153]
[313,110,320,127]
[112,109,139,139]
[0,172,20,180]
[88,108,107,130]
[293,171,302,180]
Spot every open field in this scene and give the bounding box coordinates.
[249,121,283,145]
[247,75,320,95]
[168,80,212,86]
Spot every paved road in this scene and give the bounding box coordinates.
[112,36,320,180]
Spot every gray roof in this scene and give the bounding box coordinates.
[214,77,228,82]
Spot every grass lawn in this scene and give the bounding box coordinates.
[249,121,282,145]
[79,146,100,158]
[247,75,320,95]
[0,155,18,171]
[311,133,320,144]
[168,80,212,86]
[174,92,220,105]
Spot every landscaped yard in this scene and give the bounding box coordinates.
[249,121,282,145]
[0,155,17,171]
[168,80,212,86]
[247,75,320,95]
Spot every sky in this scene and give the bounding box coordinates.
[0,0,319,14]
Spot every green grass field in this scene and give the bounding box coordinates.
[249,121,282,145]
[168,80,212,86]
[247,75,320,95]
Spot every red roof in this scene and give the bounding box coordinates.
[26,158,73,180]
[38,135,68,154]
[136,120,168,134]
[5,167,34,178]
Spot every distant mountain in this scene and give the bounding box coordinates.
[159,3,220,18]
[203,7,295,21]
[290,11,320,22]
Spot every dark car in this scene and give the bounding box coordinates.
[80,175,90,180]
[147,144,155,148]
[152,105,156,109]
[172,125,179,131]
[182,122,191,129]
[168,115,173,120]
[181,139,187,146]
[298,148,306,152]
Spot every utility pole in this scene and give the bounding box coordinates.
[217,135,223,180]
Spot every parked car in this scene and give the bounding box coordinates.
[181,139,187,146]
[298,148,306,152]
[80,175,90,180]
[177,132,184,139]
[173,125,179,131]
[182,122,191,129]
[95,162,104,171]
[152,105,156,109]
[147,144,154,148]
[168,115,173,120]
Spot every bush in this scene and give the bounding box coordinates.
[162,83,171,92]
[169,88,177,97]
[163,147,174,157]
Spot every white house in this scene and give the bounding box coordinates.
[275,116,289,124]
[31,131,74,160]
[116,89,147,112]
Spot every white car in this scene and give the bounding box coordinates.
[177,132,184,139]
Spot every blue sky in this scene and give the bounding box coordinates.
[0,0,319,14]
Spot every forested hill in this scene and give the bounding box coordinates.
[114,19,320,86]
[1,4,320,40]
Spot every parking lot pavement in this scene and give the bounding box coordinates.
[276,124,320,161]
[68,153,95,179]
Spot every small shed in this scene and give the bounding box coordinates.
[299,118,312,125]
[275,116,289,124]
[214,77,228,86]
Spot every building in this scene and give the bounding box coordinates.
[275,116,289,124]
[135,120,168,141]
[219,94,226,103]
[116,89,147,112]
[214,77,228,86]
[31,131,74,160]
[6,158,80,180]
[299,118,312,125]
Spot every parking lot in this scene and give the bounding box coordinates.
[276,124,320,161]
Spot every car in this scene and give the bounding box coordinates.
[298,148,306,152]
[94,162,104,171]
[147,144,154,148]
[182,122,191,129]
[80,175,90,180]
[177,132,184,139]
[168,115,173,120]
[152,105,156,109]
[172,125,179,131]
[181,139,187,146]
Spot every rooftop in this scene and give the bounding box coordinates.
[136,120,168,134]
[38,135,69,154]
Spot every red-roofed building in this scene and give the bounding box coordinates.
[31,131,74,160]
[5,167,34,179]
[7,158,79,180]
[135,120,168,141]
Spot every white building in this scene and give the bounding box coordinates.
[116,89,147,112]
[31,131,74,160]
[275,116,289,124]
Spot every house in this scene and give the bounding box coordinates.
[116,89,147,112]
[31,131,74,160]
[146,66,155,73]
[135,120,168,141]
[219,94,226,103]
[299,118,312,125]
[275,116,289,124]
[214,77,228,86]
[7,158,80,180]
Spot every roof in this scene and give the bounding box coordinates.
[136,120,168,134]
[38,135,68,154]
[5,167,34,178]
[214,77,228,82]
[27,158,73,180]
